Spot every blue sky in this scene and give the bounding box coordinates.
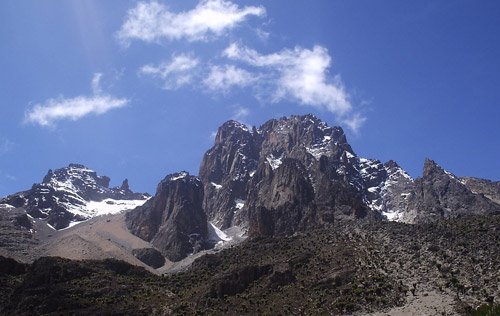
[1,0,499,196]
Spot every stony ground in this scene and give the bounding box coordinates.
[1,214,499,315]
[354,215,500,315]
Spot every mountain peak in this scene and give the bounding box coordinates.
[120,179,130,191]
[167,171,191,181]
[2,163,149,230]
[215,120,252,145]
[67,163,89,169]
[422,158,449,179]
[41,163,111,191]
[221,120,249,131]
[257,114,352,153]
[384,160,400,169]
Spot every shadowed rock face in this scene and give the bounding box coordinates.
[132,248,165,269]
[199,120,260,229]
[199,115,371,236]
[126,172,208,261]
[247,158,316,236]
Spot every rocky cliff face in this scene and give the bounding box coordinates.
[0,164,149,230]
[126,172,208,261]
[401,159,499,223]
[199,121,260,229]
[198,115,499,234]
[461,177,500,205]
[199,115,375,236]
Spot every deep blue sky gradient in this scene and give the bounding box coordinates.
[1,0,499,196]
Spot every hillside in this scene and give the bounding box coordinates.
[1,214,499,315]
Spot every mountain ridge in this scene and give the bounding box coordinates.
[0,113,499,314]
[1,114,498,264]
[0,163,149,230]
[125,114,499,261]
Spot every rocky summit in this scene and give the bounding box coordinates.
[125,114,499,262]
[0,163,149,230]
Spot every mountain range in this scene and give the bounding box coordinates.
[125,114,499,261]
[0,114,499,315]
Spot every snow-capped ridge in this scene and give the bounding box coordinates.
[1,163,149,230]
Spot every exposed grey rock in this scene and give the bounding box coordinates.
[403,159,499,223]
[461,177,500,205]
[0,164,149,230]
[3,114,498,264]
[199,120,259,229]
[199,115,373,237]
[126,172,208,262]
[199,115,499,234]
[0,205,37,257]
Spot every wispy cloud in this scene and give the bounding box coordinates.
[232,106,250,121]
[203,65,256,93]
[117,0,265,45]
[223,43,352,117]
[0,138,14,155]
[341,113,367,135]
[91,72,103,95]
[255,28,270,41]
[139,54,200,90]
[25,73,129,127]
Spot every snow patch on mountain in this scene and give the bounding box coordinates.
[208,222,232,248]
[305,134,337,159]
[266,154,283,170]
[87,198,149,217]
[211,182,222,190]
[234,199,245,210]
[170,172,189,181]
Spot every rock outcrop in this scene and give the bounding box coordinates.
[461,176,500,205]
[126,172,208,261]
[4,115,498,263]
[402,159,499,223]
[199,120,260,229]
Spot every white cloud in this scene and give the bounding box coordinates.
[117,0,265,45]
[25,74,129,127]
[0,138,14,155]
[341,113,367,135]
[91,73,103,95]
[139,54,199,90]
[209,130,217,141]
[203,65,256,93]
[232,106,250,121]
[255,28,270,41]
[223,43,352,117]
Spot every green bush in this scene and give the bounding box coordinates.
[470,303,500,316]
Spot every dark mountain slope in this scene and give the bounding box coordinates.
[126,172,208,261]
[1,214,499,315]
